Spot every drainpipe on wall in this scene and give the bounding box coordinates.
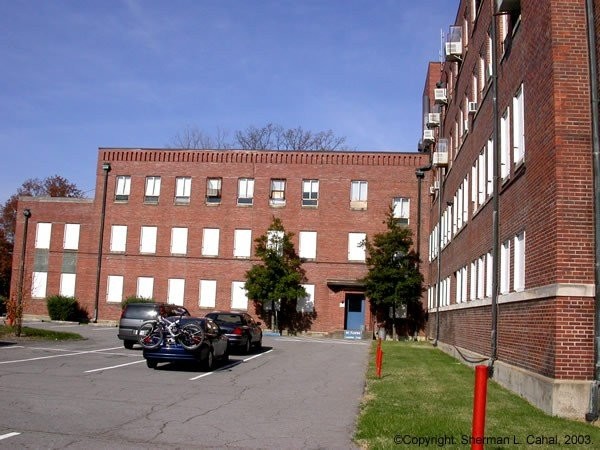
[584,0,600,422]
[415,163,433,267]
[93,162,111,323]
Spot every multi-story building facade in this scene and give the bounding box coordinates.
[10,148,430,336]
[422,0,600,419]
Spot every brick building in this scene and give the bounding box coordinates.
[421,0,600,419]
[10,149,430,336]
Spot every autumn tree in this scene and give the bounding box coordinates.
[361,207,425,339]
[244,217,309,335]
[0,176,84,299]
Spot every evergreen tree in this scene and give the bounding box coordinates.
[362,207,425,338]
[244,217,308,334]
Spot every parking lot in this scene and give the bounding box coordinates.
[0,322,370,449]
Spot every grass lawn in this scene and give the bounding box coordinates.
[0,324,83,341]
[355,341,600,450]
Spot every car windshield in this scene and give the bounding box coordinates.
[207,314,243,325]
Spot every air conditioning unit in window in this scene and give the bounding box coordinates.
[445,26,463,62]
[426,113,441,128]
[429,181,439,195]
[432,138,449,167]
[423,129,435,144]
[468,102,478,114]
[434,88,447,104]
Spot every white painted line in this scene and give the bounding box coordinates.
[275,337,370,345]
[0,346,25,350]
[189,349,274,381]
[0,432,21,440]
[85,359,146,373]
[0,346,123,365]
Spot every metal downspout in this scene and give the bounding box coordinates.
[585,0,600,422]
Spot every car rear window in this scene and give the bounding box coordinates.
[207,314,243,324]
[122,304,158,320]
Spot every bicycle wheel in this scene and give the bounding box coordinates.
[138,321,163,349]
[179,323,204,351]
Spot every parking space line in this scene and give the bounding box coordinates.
[0,432,21,440]
[84,359,146,373]
[0,346,123,365]
[188,349,273,381]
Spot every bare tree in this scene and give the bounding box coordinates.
[170,123,349,151]
[168,125,231,149]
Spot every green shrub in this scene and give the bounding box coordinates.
[121,296,155,310]
[46,295,88,322]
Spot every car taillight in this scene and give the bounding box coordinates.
[233,327,243,335]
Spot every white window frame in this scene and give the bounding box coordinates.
[60,273,76,297]
[167,278,185,306]
[31,271,47,298]
[500,108,510,179]
[202,228,220,256]
[299,231,317,260]
[206,177,222,203]
[392,197,410,225]
[144,176,161,203]
[237,178,255,205]
[477,256,485,300]
[35,223,52,249]
[170,227,188,255]
[514,231,526,292]
[115,176,131,201]
[63,223,80,250]
[470,261,477,301]
[298,284,315,312]
[302,179,319,206]
[486,252,493,298]
[233,229,252,258]
[140,226,157,254]
[500,239,511,294]
[106,275,124,303]
[348,232,366,262]
[513,84,525,165]
[110,225,127,253]
[137,277,154,299]
[199,279,217,308]
[350,180,368,202]
[231,281,249,310]
[175,177,192,203]
[270,179,286,205]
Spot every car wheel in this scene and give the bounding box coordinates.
[146,359,157,369]
[124,340,135,349]
[202,348,214,371]
[255,336,262,351]
[244,336,252,354]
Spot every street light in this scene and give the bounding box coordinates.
[15,208,31,336]
[93,162,111,323]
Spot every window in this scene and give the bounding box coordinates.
[267,230,284,255]
[35,223,52,249]
[106,275,123,303]
[231,281,249,310]
[63,223,80,250]
[513,84,525,165]
[302,179,319,206]
[202,228,220,256]
[234,229,252,258]
[199,280,217,308]
[500,239,510,294]
[167,278,185,306]
[144,176,161,203]
[500,109,510,179]
[348,232,366,262]
[115,176,131,201]
[351,181,368,208]
[175,177,191,204]
[471,162,478,212]
[237,178,254,205]
[137,277,154,299]
[110,225,127,253]
[478,150,485,205]
[514,231,525,291]
[140,226,157,254]
[62,252,77,274]
[60,273,76,297]
[392,197,410,225]
[299,231,317,260]
[170,227,188,255]
[470,261,477,301]
[31,272,47,298]
[206,178,222,204]
[270,179,286,206]
[298,284,315,312]
[486,252,493,298]
[477,256,485,300]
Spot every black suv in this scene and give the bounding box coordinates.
[118,303,190,349]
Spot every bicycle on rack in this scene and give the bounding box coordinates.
[137,314,204,351]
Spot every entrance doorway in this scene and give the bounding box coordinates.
[345,293,365,330]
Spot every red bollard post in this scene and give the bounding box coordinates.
[375,339,383,378]
[471,365,489,450]
[376,347,383,378]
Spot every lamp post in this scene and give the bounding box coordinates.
[15,208,31,336]
[93,162,111,323]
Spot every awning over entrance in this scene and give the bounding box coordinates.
[326,279,365,291]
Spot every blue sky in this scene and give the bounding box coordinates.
[0,0,457,204]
